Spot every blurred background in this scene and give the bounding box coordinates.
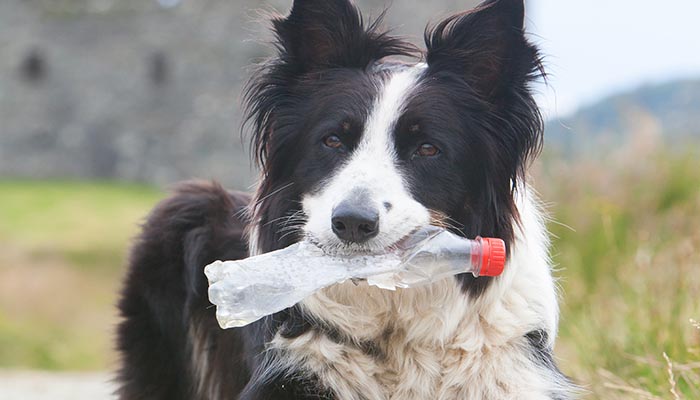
[1,0,698,398]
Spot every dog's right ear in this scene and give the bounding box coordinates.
[272,0,411,73]
[246,1,412,169]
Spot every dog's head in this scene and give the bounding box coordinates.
[246,0,543,295]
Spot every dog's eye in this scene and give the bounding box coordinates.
[414,143,440,158]
[323,135,344,150]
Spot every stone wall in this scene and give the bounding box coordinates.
[0,0,478,189]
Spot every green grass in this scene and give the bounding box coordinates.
[537,149,700,398]
[0,180,163,370]
[0,152,698,398]
[0,179,160,250]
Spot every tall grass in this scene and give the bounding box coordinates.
[536,149,700,398]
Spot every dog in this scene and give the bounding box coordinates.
[116,0,577,398]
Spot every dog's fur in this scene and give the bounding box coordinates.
[116,0,577,398]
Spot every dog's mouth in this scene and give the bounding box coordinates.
[303,225,434,257]
[304,234,392,257]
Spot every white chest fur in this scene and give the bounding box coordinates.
[265,191,570,399]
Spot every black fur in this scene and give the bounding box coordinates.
[116,182,252,399]
[525,330,575,400]
[116,1,561,398]
[419,0,545,295]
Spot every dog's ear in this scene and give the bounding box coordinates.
[425,0,544,186]
[425,0,541,103]
[246,0,412,170]
[273,0,412,72]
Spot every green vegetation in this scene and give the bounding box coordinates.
[537,149,700,398]
[0,180,162,370]
[1,152,698,397]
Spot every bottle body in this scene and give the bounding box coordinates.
[205,227,505,328]
[206,241,358,328]
[367,226,505,289]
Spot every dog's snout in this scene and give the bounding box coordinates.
[331,201,379,243]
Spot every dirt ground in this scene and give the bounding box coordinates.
[0,371,115,400]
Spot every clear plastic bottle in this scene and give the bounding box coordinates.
[205,226,506,328]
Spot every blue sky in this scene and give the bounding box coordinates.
[528,0,700,119]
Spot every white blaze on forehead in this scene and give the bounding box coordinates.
[301,65,430,251]
[331,66,425,198]
[357,66,424,161]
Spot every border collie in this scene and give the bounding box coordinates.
[117,0,577,398]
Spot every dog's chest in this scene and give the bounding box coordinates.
[274,284,552,400]
[346,325,478,399]
[326,330,459,399]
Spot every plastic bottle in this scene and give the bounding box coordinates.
[205,226,506,329]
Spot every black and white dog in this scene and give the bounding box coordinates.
[117,0,577,398]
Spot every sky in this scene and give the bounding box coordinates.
[527,0,700,119]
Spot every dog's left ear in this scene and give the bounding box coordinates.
[425,0,541,103]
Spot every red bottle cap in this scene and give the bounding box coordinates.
[478,237,506,277]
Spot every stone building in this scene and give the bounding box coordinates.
[0,0,479,189]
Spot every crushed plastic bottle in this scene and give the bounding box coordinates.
[205,226,506,329]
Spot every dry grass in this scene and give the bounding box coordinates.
[536,146,700,398]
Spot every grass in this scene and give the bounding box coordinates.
[0,150,698,398]
[0,180,163,370]
[536,148,700,398]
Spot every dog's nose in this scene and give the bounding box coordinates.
[331,201,379,243]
